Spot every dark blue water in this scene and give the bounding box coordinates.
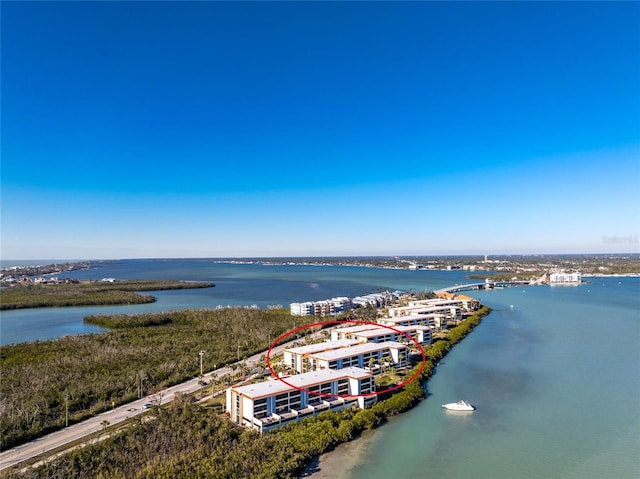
[1,261,638,477]
[0,260,471,345]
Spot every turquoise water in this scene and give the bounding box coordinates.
[313,278,640,479]
[2,262,638,478]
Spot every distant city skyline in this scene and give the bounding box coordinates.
[2,1,638,260]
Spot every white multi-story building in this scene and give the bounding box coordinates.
[329,324,378,340]
[331,324,433,347]
[290,302,315,316]
[550,271,582,284]
[290,291,405,317]
[406,297,479,312]
[285,341,409,374]
[330,297,353,314]
[451,294,480,311]
[226,367,376,433]
[386,304,462,321]
[290,297,352,316]
[378,313,447,330]
[283,339,361,373]
[351,292,393,308]
[404,298,462,308]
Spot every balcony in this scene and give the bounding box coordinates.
[294,406,314,416]
[325,397,345,408]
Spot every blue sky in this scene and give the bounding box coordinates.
[2,1,639,259]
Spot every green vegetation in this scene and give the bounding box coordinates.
[0,280,214,310]
[183,254,640,275]
[0,308,317,449]
[3,307,490,478]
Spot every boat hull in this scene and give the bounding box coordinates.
[442,400,475,411]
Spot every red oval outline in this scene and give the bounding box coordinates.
[266,320,426,398]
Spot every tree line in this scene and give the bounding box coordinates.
[0,280,214,310]
[0,307,313,449]
[3,307,490,478]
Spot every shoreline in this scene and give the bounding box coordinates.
[581,273,640,277]
[4,259,639,285]
[300,428,379,479]
[296,304,492,479]
[0,292,490,473]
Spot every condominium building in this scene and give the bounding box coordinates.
[404,298,463,308]
[329,324,379,341]
[351,292,395,308]
[284,340,409,374]
[453,294,481,311]
[283,339,361,373]
[378,313,447,330]
[550,271,582,284]
[386,304,462,320]
[226,367,376,433]
[290,302,315,316]
[331,324,433,347]
[406,297,479,312]
[290,297,352,316]
[290,291,403,317]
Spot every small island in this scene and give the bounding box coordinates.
[0,280,215,310]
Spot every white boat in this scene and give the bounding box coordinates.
[442,400,475,411]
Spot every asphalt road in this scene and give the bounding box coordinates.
[0,334,312,471]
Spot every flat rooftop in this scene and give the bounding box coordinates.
[231,367,372,399]
[284,339,360,355]
[389,305,459,314]
[408,299,464,306]
[332,324,380,335]
[379,314,443,324]
[310,341,408,361]
[350,325,432,338]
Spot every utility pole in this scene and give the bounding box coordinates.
[237,340,240,361]
[199,350,206,377]
[211,365,217,397]
[138,374,146,399]
[64,392,70,427]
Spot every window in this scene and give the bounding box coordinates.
[338,379,350,395]
[342,356,359,367]
[308,385,323,406]
[253,399,267,418]
[289,391,301,410]
[360,378,374,394]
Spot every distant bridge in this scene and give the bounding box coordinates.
[435,280,530,294]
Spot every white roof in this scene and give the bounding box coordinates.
[351,325,432,338]
[408,299,463,306]
[231,367,372,399]
[379,314,442,324]
[389,305,459,314]
[285,339,360,355]
[395,324,433,332]
[332,324,380,334]
[310,341,408,361]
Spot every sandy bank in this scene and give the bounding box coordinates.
[299,429,379,479]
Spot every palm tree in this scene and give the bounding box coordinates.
[367,357,376,372]
[399,353,406,368]
[383,354,393,372]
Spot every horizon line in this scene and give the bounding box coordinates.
[2,252,639,263]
